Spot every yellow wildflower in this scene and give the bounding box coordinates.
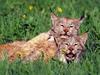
[56,7,63,13]
[16,51,23,58]
[22,14,26,19]
[16,50,31,58]
[62,48,66,54]
[29,5,33,11]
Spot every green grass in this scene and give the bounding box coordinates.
[0,0,100,75]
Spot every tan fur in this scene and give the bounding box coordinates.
[0,32,87,63]
[9,32,57,62]
[0,33,56,62]
[0,41,26,60]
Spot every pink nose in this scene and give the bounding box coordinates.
[63,27,69,32]
[68,47,74,51]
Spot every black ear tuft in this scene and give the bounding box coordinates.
[79,13,87,23]
[80,14,85,21]
[80,12,87,21]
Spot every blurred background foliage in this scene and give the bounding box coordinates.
[0,0,100,75]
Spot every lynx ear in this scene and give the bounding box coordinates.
[75,14,86,29]
[79,33,88,45]
[51,13,58,25]
[79,14,86,24]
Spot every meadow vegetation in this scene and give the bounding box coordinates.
[0,0,100,75]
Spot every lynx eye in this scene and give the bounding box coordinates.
[74,43,78,46]
[65,43,69,46]
[69,23,74,27]
[70,25,74,28]
[61,24,64,27]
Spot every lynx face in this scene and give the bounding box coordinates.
[51,13,85,37]
[58,33,88,63]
